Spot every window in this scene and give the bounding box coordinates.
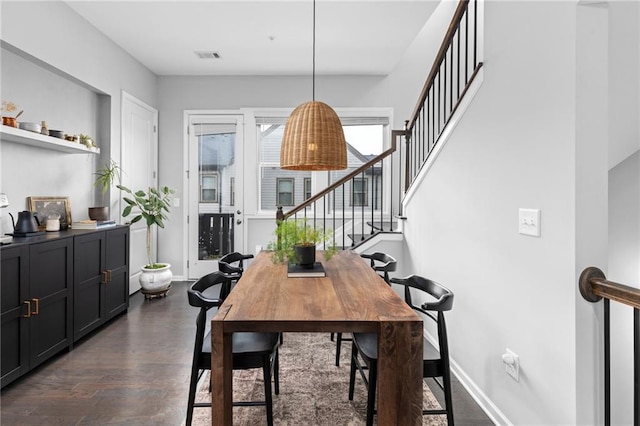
[351,178,367,206]
[277,178,294,206]
[201,173,219,203]
[304,178,312,200]
[257,114,388,211]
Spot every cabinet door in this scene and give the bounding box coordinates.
[1,245,30,387]
[29,238,73,369]
[104,227,129,320]
[73,231,106,340]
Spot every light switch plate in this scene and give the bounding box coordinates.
[519,208,540,237]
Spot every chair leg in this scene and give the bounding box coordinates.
[273,347,280,395]
[335,332,343,366]
[186,361,201,426]
[263,356,274,426]
[366,361,377,426]
[442,367,455,425]
[330,332,335,341]
[348,342,358,401]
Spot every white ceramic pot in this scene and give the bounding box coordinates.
[139,264,172,292]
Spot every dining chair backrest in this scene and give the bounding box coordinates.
[218,252,254,277]
[360,252,397,284]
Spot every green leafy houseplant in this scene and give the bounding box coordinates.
[268,218,337,264]
[94,160,121,205]
[89,160,122,221]
[117,184,175,268]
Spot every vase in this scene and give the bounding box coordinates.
[88,206,109,221]
[139,263,173,295]
[294,245,316,269]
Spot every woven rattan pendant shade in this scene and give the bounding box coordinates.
[280,101,347,170]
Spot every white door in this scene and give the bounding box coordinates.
[121,92,158,294]
[187,114,244,279]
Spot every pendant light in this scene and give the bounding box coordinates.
[280,0,347,171]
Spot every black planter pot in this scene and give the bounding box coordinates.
[294,244,316,269]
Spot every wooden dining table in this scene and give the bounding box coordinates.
[211,250,424,425]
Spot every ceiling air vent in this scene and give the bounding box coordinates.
[194,51,221,60]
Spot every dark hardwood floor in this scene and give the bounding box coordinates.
[1,281,493,425]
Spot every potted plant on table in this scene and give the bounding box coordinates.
[268,218,336,267]
[90,160,121,221]
[117,184,175,297]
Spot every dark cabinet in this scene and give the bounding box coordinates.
[1,237,73,387]
[1,226,129,388]
[74,226,129,340]
[1,245,30,386]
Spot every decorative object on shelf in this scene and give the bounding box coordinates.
[90,160,121,221]
[27,196,72,231]
[64,134,78,142]
[117,184,175,295]
[18,122,41,133]
[49,129,64,139]
[1,100,22,128]
[267,218,336,267]
[8,210,40,235]
[40,121,49,136]
[79,134,97,149]
[280,0,347,171]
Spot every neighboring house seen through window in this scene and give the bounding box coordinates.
[201,173,219,203]
[351,178,367,206]
[277,178,294,206]
[304,177,312,200]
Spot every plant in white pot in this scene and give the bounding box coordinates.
[90,160,121,221]
[117,184,175,297]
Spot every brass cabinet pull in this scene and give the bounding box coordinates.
[23,300,31,318]
[32,298,39,315]
[106,269,112,282]
[101,271,108,284]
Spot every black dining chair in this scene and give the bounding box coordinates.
[186,271,280,426]
[348,274,454,426]
[217,251,254,299]
[333,252,397,366]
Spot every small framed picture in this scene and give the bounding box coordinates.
[27,196,72,230]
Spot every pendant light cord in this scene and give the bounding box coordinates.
[312,0,316,101]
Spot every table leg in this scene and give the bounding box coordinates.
[377,319,423,425]
[211,310,233,426]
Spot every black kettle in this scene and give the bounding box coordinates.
[9,211,40,234]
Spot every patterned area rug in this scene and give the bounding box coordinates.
[190,332,447,425]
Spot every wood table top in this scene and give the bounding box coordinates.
[215,250,420,333]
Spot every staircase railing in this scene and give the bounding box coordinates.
[276,0,483,247]
[580,267,640,426]
[405,0,483,191]
[277,130,406,248]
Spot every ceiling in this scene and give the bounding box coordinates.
[65,0,439,76]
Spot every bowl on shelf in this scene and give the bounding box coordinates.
[18,122,41,133]
[49,130,64,138]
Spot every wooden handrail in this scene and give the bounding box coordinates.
[283,132,401,220]
[407,0,470,129]
[580,267,640,309]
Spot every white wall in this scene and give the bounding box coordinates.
[403,1,585,424]
[0,1,157,234]
[608,150,640,426]
[156,2,457,277]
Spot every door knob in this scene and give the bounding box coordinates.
[236,210,242,215]
[236,219,242,225]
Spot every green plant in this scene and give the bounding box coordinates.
[267,218,337,264]
[117,184,175,268]
[94,160,121,205]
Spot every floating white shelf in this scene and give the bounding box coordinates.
[0,125,100,154]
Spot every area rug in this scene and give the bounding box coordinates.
[189,332,446,425]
